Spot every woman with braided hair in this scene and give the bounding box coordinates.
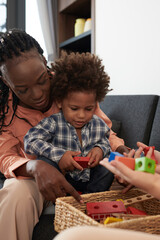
[0,29,128,240]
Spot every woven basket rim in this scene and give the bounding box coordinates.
[55,188,160,233]
[55,198,101,226]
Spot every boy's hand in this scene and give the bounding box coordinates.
[87,147,103,167]
[59,151,83,175]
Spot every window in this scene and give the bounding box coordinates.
[0,0,7,32]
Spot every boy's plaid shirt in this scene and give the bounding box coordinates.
[24,111,111,182]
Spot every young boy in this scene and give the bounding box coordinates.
[24,51,114,193]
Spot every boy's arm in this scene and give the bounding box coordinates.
[24,119,66,163]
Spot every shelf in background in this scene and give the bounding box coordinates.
[59,30,91,53]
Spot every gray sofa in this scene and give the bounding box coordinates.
[100,94,160,150]
[0,94,160,239]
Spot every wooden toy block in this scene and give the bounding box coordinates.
[112,213,147,220]
[126,206,147,215]
[77,191,82,195]
[108,152,124,162]
[144,146,158,164]
[103,216,123,224]
[123,193,154,206]
[135,157,155,174]
[116,199,124,203]
[73,156,90,168]
[115,156,135,170]
[86,201,127,220]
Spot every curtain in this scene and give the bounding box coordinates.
[36,0,58,62]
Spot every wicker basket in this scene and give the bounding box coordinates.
[54,188,160,234]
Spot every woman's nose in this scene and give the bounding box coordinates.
[31,87,43,100]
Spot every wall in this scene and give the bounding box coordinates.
[95,0,160,95]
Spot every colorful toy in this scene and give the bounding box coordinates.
[103,216,123,224]
[111,155,156,174]
[73,156,90,168]
[116,199,124,203]
[86,194,152,222]
[112,213,147,220]
[144,146,158,164]
[86,201,127,220]
[126,206,147,215]
[115,156,135,170]
[135,157,155,174]
[108,152,124,162]
[108,147,157,174]
[123,193,154,206]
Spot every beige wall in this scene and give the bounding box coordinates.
[95,0,160,95]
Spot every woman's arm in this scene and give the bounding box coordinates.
[100,146,160,199]
[0,129,82,203]
[95,103,128,153]
[0,130,30,178]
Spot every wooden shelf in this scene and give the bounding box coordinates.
[59,0,90,16]
[57,0,94,54]
[59,30,91,52]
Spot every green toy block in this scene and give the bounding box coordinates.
[135,157,155,174]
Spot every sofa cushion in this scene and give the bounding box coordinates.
[100,95,159,149]
[149,97,160,151]
[111,119,121,136]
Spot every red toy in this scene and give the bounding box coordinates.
[144,146,158,164]
[115,156,135,170]
[126,206,147,215]
[86,201,127,220]
[73,156,90,168]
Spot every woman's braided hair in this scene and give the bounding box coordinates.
[0,29,44,131]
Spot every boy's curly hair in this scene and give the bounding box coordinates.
[51,51,111,102]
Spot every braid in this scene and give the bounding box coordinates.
[0,29,44,131]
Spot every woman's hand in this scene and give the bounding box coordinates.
[137,142,160,166]
[100,146,147,193]
[112,148,141,193]
[100,157,160,200]
[26,160,83,203]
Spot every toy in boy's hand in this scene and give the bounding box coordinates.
[143,146,158,164]
[73,156,90,168]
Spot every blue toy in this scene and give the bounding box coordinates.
[108,152,124,162]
